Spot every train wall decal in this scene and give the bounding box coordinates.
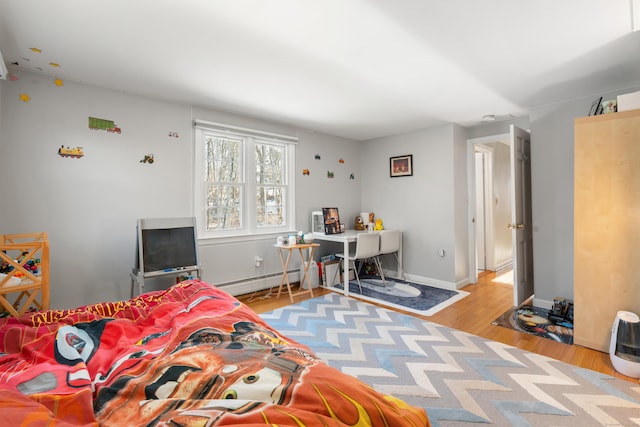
[58,146,84,158]
[88,117,121,133]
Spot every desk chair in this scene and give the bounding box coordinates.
[375,229,402,285]
[333,232,379,293]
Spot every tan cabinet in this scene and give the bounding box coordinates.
[574,109,640,352]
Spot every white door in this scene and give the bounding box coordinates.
[509,125,534,306]
[475,152,486,270]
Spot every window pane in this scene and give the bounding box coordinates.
[255,142,284,185]
[256,186,285,227]
[255,142,286,228]
[205,136,241,182]
[206,184,241,230]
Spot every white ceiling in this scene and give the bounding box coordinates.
[1,0,639,140]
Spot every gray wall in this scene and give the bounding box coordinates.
[0,70,361,309]
[529,87,640,306]
[360,124,468,288]
[2,69,639,310]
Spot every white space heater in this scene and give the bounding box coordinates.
[609,310,640,378]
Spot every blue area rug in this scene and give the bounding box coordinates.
[333,276,468,316]
[260,293,640,426]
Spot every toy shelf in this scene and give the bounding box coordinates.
[0,232,50,317]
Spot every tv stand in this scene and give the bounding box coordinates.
[130,266,201,298]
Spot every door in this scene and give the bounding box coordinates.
[475,152,486,270]
[509,125,534,306]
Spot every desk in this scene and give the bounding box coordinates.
[274,243,320,303]
[313,230,403,297]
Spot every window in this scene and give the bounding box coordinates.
[194,121,296,239]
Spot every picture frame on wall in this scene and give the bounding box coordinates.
[390,154,413,177]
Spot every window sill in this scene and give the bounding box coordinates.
[198,231,296,246]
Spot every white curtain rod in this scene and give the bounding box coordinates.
[194,119,298,143]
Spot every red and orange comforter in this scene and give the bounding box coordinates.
[0,280,429,426]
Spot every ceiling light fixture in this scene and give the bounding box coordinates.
[0,51,7,80]
[481,114,515,123]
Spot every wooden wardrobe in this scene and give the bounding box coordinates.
[574,109,640,352]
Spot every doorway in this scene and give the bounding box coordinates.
[474,146,494,272]
[467,127,533,306]
[467,134,513,282]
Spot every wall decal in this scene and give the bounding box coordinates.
[349,173,355,180]
[58,146,84,158]
[168,131,179,138]
[49,62,60,68]
[19,93,30,102]
[53,78,64,87]
[29,48,42,53]
[314,154,321,160]
[9,74,18,81]
[140,154,155,164]
[302,169,310,176]
[88,117,121,133]
[339,158,344,164]
[327,171,334,178]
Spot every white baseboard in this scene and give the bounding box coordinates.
[402,273,459,291]
[223,270,466,298]
[495,260,513,271]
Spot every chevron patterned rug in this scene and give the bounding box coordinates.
[260,293,640,426]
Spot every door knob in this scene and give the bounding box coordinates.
[507,223,525,230]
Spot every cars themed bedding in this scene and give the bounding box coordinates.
[0,280,429,426]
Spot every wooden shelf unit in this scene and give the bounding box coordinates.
[0,232,50,317]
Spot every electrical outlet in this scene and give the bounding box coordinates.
[254,256,263,267]
[438,249,445,257]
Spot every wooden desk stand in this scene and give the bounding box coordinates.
[275,243,319,303]
[0,232,50,317]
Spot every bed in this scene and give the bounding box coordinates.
[0,280,430,426]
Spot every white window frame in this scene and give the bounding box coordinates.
[194,120,296,241]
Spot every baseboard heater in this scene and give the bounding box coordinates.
[217,270,301,297]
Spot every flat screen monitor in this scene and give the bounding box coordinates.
[137,217,199,276]
[322,207,342,234]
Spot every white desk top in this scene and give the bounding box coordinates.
[311,230,362,242]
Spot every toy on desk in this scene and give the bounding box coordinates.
[356,213,376,231]
[374,218,384,231]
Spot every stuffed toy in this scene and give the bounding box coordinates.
[374,218,384,231]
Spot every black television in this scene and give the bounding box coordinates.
[136,217,199,277]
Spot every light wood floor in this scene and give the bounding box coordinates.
[238,270,639,384]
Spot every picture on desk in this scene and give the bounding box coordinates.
[322,207,342,234]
